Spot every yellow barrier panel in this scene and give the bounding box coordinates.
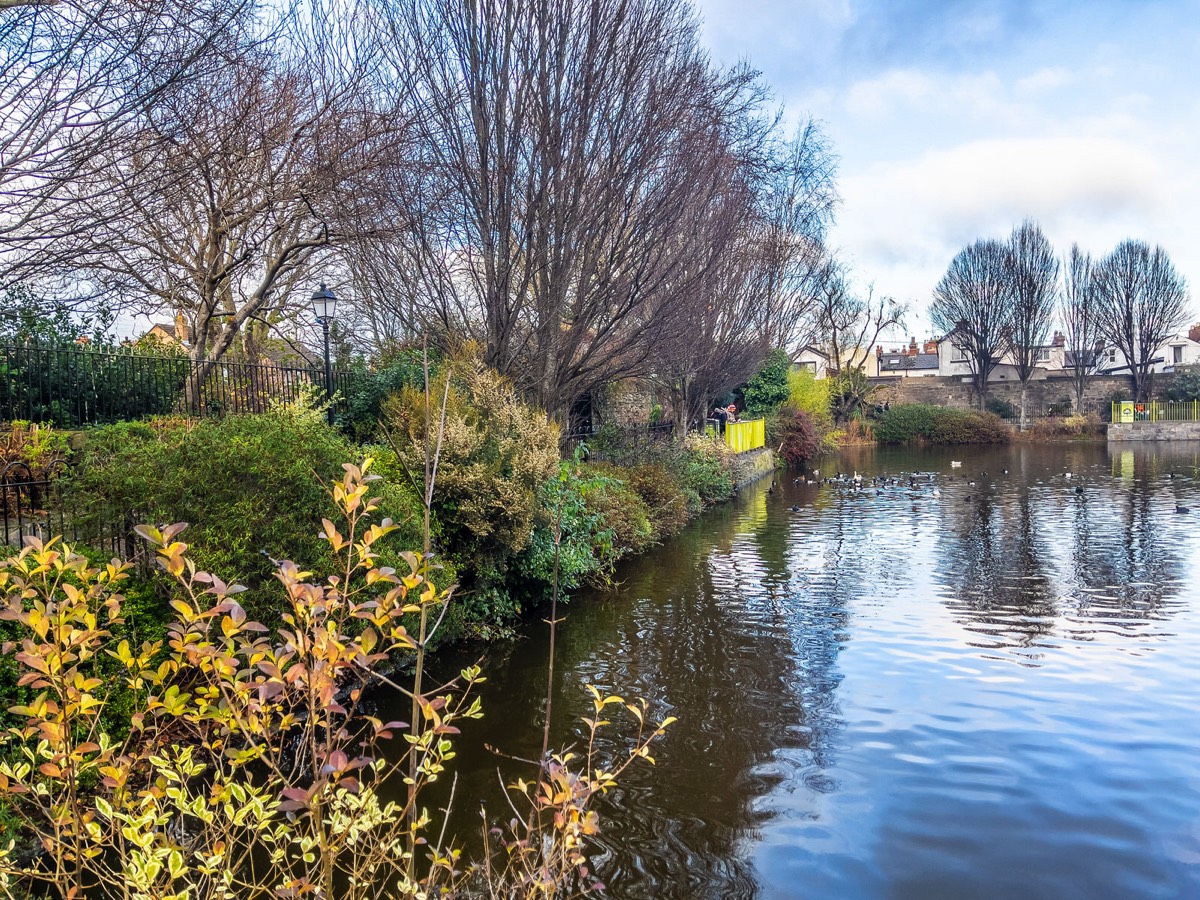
[724,419,765,453]
[1112,401,1200,423]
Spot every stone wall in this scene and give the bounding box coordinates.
[597,380,655,426]
[1108,422,1200,441]
[730,447,775,488]
[871,372,1181,412]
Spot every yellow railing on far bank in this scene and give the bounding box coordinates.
[725,418,765,453]
[1112,400,1200,424]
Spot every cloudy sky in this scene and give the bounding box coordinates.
[696,0,1200,339]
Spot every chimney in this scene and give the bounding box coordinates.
[923,339,938,354]
[876,345,883,358]
[1052,330,1065,347]
[1189,323,1200,344]
[174,311,189,345]
[908,336,918,356]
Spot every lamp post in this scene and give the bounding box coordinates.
[310,283,337,425]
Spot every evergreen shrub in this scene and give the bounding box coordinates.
[875,403,1011,445]
[743,348,791,418]
[62,397,428,620]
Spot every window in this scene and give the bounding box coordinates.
[951,344,967,362]
[1035,348,1051,362]
[1173,346,1183,364]
[1107,348,1117,363]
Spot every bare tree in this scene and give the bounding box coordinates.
[810,260,905,421]
[1006,219,1058,427]
[1061,243,1104,413]
[653,222,771,432]
[0,0,251,278]
[359,0,783,424]
[39,14,399,397]
[930,238,1014,409]
[755,119,839,353]
[1093,239,1191,402]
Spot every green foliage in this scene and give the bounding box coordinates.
[336,347,432,441]
[380,347,560,626]
[62,399,427,621]
[742,348,792,418]
[0,286,106,345]
[874,403,1011,445]
[677,434,735,511]
[0,286,191,427]
[0,464,674,899]
[1165,371,1200,402]
[517,461,625,604]
[985,396,1016,419]
[0,341,188,429]
[829,368,877,423]
[787,368,833,429]
[0,421,70,473]
[617,463,691,537]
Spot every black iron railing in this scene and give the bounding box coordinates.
[563,421,675,461]
[0,341,352,427]
[0,459,142,565]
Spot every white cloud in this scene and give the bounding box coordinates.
[1015,67,1075,94]
[693,0,1200,327]
[832,135,1194,311]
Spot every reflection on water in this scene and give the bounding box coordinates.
[394,443,1200,899]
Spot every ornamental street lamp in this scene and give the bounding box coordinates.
[310,283,337,425]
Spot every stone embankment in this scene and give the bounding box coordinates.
[1108,423,1200,441]
[731,447,775,488]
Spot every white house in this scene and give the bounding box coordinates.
[935,323,1200,383]
[1098,326,1200,375]
[935,329,1069,382]
[793,345,831,379]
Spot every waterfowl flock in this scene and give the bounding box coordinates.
[776,462,1196,516]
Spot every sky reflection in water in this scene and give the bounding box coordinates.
[416,442,1200,899]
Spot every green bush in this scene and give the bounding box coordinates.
[515,461,628,606]
[62,399,427,621]
[380,347,560,626]
[986,396,1016,418]
[743,348,792,418]
[787,368,833,429]
[1165,372,1200,402]
[874,403,1011,445]
[618,463,691,538]
[336,346,431,440]
[676,433,735,510]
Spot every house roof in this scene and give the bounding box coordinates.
[878,352,939,372]
[795,345,830,359]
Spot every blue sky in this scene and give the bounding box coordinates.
[696,0,1200,340]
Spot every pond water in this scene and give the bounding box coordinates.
[412,442,1200,899]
